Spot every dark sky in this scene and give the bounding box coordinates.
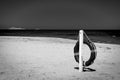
[0,0,120,29]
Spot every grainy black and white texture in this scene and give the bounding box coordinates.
[0,0,120,80]
[0,30,120,80]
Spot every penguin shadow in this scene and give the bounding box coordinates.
[74,67,96,72]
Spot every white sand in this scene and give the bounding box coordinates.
[0,36,120,80]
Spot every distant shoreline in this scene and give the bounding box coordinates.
[0,30,120,44]
[0,29,120,36]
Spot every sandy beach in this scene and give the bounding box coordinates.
[0,36,120,80]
